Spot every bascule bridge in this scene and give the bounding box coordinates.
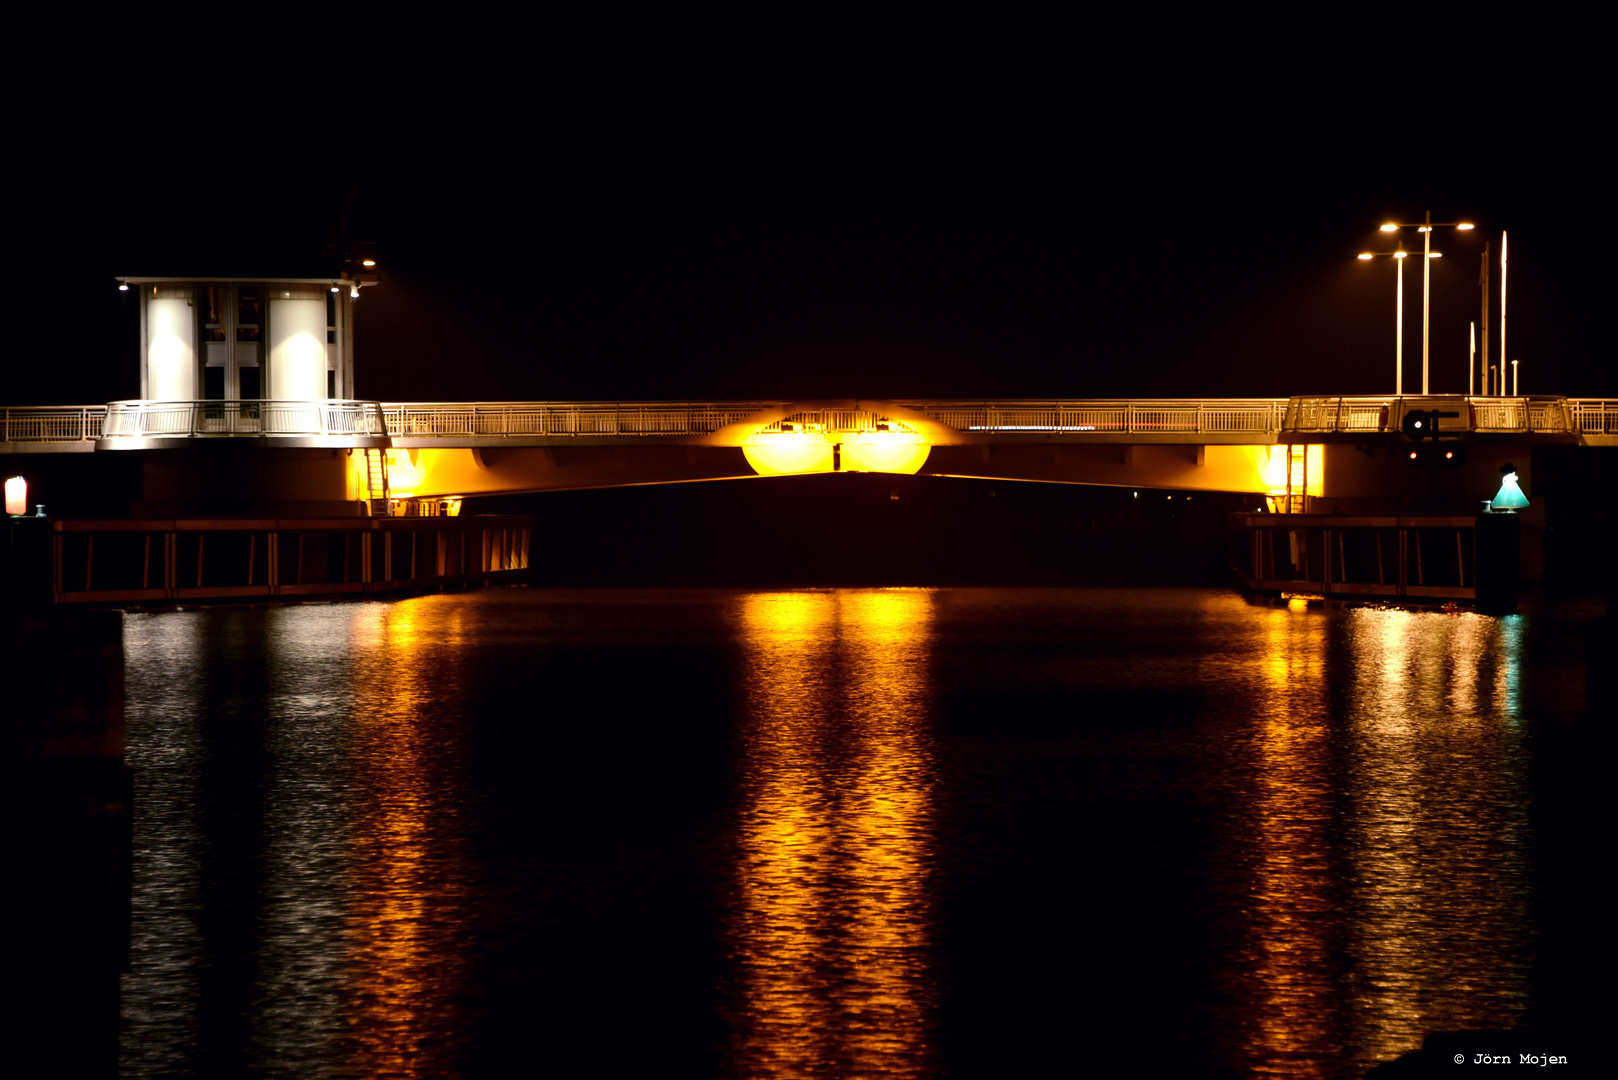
[3,273,1615,605]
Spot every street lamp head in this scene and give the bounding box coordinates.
[1394,251,1408,258]
[1418,226,1432,233]
[1380,224,1398,232]
[1428,252,1443,259]
[1357,253,1374,260]
[1457,223,1475,230]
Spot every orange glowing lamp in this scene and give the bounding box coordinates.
[4,476,26,516]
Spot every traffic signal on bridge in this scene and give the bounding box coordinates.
[1402,408,1461,439]
[1402,409,1434,438]
[1403,441,1464,467]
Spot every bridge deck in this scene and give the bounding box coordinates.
[6,396,1615,453]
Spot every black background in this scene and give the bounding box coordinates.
[12,28,1608,408]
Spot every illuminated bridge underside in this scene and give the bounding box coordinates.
[381,399,1304,498]
[373,396,1616,498]
[398,441,1299,497]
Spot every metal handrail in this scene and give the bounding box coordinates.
[900,399,1288,434]
[1280,394,1607,435]
[2,405,109,442]
[756,409,920,434]
[8,396,1618,445]
[1568,398,1618,434]
[380,398,1291,437]
[95,399,389,439]
[381,401,785,438]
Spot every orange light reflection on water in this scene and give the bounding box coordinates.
[1341,608,1532,1069]
[1232,598,1533,1076]
[730,590,938,1078]
[1223,605,1540,1075]
[341,601,469,1077]
[1244,601,1338,1078]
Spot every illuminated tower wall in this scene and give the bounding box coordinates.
[268,286,329,400]
[144,286,198,401]
[130,278,358,402]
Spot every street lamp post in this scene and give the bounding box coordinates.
[1378,212,1475,393]
[1358,244,1440,395]
[1499,231,1508,398]
[1469,322,1476,396]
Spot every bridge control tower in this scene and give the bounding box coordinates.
[94,269,389,516]
[123,276,366,404]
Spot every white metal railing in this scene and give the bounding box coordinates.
[382,401,782,438]
[3,405,108,442]
[96,400,389,439]
[1284,397,1390,432]
[755,409,917,434]
[1568,399,1618,435]
[8,396,1618,447]
[901,399,1288,435]
[1281,395,1616,436]
[380,399,1289,438]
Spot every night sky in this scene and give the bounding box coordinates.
[16,48,1607,406]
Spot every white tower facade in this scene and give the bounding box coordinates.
[125,277,365,402]
[145,287,198,401]
[268,285,330,400]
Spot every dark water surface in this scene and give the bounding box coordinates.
[118,588,1597,1078]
